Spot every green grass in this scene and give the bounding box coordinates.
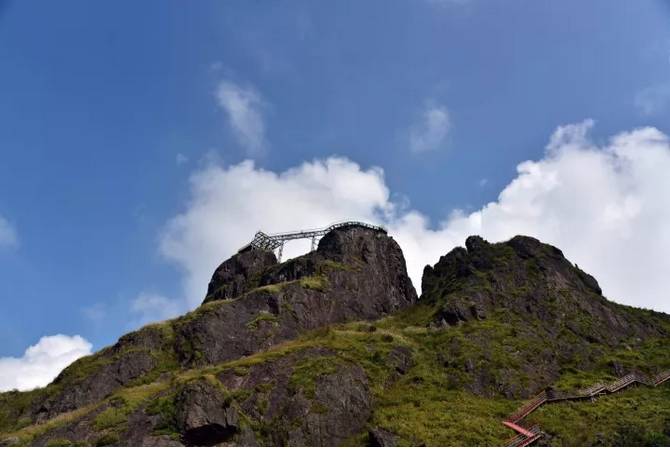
[246,311,279,330]
[254,282,290,295]
[94,432,120,447]
[298,274,329,291]
[288,356,343,398]
[94,382,169,431]
[1,404,100,446]
[318,259,355,273]
[45,438,73,446]
[0,388,51,434]
[373,389,514,446]
[145,393,180,438]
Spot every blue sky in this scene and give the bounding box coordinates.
[1,0,670,389]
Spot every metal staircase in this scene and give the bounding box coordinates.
[502,369,670,446]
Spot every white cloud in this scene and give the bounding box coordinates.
[635,82,670,116]
[176,153,189,166]
[409,103,451,153]
[81,302,106,324]
[131,292,182,327]
[159,158,390,309]
[0,335,92,392]
[0,216,18,248]
[216,79,267,156]
[156,120,670,316]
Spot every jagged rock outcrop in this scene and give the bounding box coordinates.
[422,235,664,343]
[214,347,372,446]
[176,224,417,366]
[421,235,668,398]
[368,427,398,447]
[206,248,278,301]
[173,380,240,446]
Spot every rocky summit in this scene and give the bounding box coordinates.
[1,226,670,447]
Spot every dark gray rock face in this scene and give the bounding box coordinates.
[33,326,168,421]
[369,427,398,446]
[206,248,278,302]
[213,347,372,446]
[422,234,669,399]
[174,380,239,446]
[28,347,374,447]
[175,225,417,366]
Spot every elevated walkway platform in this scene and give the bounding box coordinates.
[239,220,386,261]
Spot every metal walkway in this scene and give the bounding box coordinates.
[239,221,386,261]
[503,369,670,446]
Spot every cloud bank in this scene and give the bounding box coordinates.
[0,335,92,392]
[0,215,18,248]
[409,102,451,153]
[131,292,183,328]
[635,82,670,116]
[216,80,267,156]
[156,120,670,320]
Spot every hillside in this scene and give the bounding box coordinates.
[1,226,669,446]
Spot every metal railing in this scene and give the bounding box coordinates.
[505,426,542,447]
[654,370,670,386]
[238,220,386,261]
[605,374,636,393]
[577,383,606,397]
[507,392,548,423]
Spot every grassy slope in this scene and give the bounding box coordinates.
[2,300,669,446]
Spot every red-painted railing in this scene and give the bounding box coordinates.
[507,392,548,423]
[502,369,670,446]
[505,425,542,447]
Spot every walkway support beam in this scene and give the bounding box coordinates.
[238,221,386,259]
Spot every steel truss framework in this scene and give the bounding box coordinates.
[240,221,386,261]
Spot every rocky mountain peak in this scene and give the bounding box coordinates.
[205,248,277,302]
[421,234,662,343]
[205,224,415,306]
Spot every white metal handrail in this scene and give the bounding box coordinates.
[238,220,386,261]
